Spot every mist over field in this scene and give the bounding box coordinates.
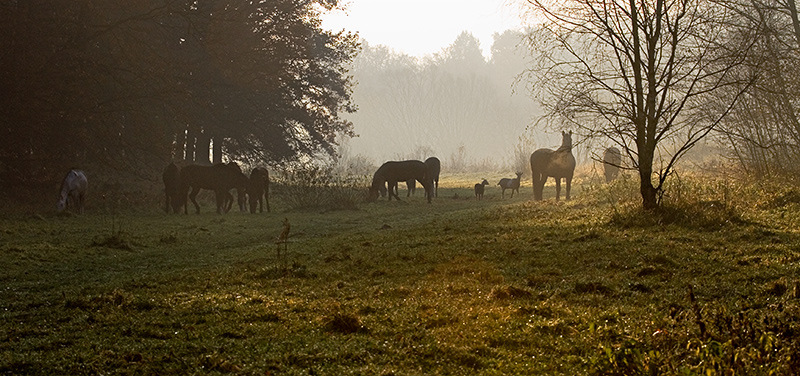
[338,31,559,171]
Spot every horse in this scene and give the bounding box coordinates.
[380,179,416,198]
[603,147,622,183]
[162,162,182,214]
[56,169,88,214]
[247,167,270,213]
[530,131,576,201]
[403,157,440,199]
[179,163,249,214]
[498,172,523,199]
[474,179,489,200]
[424,157,441,198]
[368,160,433,203]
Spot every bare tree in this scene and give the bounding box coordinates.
[522,0,757,208]
[711,0,800,176]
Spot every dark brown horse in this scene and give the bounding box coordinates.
[368,160,433,203]
[530,131,576,201]
[474,179,489,200]
[402,157,441,199]
[162,162,182,214]
[180,163,249,214]
[424,157,441,198]
[603,147,622,183]
[247,167,270,213]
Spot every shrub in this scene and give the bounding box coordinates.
[277,164,369,211]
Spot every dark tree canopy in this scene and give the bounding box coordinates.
[0,0,358,186]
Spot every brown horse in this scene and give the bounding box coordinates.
[180,163,249,214]
[603,147,621,183]
[474,179,489,200]
[162,162,182,214]
[247,167,270,213]
[404,157,441,199]
[530,131,576,201]
[368,160,433,203]
[424,157,441,198]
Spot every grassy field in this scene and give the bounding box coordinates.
[2,172,800,375]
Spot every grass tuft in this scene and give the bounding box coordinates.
[323,312,368,334]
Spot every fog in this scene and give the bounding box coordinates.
[337,30,563,172]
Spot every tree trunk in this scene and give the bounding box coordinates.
[184,127,196,163]
[174,129,186,161]
[212,137,222,164]
[638,127,659,209]
[196,131,211,165]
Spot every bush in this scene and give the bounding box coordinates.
[277,164,369,211]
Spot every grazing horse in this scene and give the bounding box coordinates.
[180,163,249,214]
[603,147,622,183]
[380,179,416,198]
[162,162,182,214]
[247,167,270,213]
[424,157,441,198]
[530,131,576,201]
[57,169,88,214]
[368,160,433,203]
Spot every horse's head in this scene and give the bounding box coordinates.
[56,198,66,212]
[561,130,573,150]
[366,187,380,202]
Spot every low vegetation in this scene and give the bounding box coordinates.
[2,170,800,374]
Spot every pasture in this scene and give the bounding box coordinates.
[2,172,800,375]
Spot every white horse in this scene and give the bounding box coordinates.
[57,169,88,214]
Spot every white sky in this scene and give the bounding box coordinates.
[321,0,525,58]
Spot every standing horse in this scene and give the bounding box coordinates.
[247,167,270,213]
[180,163,249,214]
[603,147,622,183]
[162,162,182,214]
[530,131,576,201]
[424,157,441,198]
[56,169,88,214]
[368,160,433,203]
[402,157,441,199]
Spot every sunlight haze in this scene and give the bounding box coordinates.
[322,0,523,58]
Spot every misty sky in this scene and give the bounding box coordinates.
[322,0,524,58]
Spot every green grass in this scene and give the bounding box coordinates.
[2,173,800,375]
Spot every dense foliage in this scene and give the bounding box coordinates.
[0,0,358,185]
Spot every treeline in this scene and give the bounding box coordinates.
[0,0,358,187]
[341,30,545,172]
[711,0,800,176]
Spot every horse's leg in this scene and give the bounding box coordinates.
[224,191,234,213]
[215,190,225,214]
[420,179,432,204]
[434,179,438,198]
[238,188,246,212]
[555,178,562,201]
[388,180,400,201]
[189,187,201,214]
[566,176,572,201]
